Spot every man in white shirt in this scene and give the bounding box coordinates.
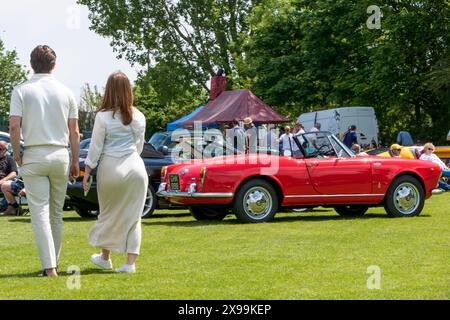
[244,117,258,154]
[9,45,80,277]
[265,124,279,155]
[228,120,245,154]
[309,122,321,132]
[279,126,294,157]
[292,122,305,156]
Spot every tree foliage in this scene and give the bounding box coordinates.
[78,83,103,133]
[0,39,27,120]
[78,0,260,103]
[80,0,449,144]
[133,84,204,139]
[244,0,450,144]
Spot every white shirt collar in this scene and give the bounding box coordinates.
[31,73,53,79]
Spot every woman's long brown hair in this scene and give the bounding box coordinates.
[97,71,133,125]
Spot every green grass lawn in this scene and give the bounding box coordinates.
[0,193,449,300]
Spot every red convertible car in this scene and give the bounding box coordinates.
[157,132,441,223]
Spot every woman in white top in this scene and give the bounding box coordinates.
[419,142,450,191]
[83,72,148,273]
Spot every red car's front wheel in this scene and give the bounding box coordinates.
[384,175,425,217]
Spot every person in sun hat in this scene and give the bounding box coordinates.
[390,143,402,157]
[243,117,258,154]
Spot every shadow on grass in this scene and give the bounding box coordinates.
[148,212,191,218]
[272,213,431,223]
[5,216,98,223]
[142,212,432,227]
[0,271,44,279]
[6,212,192,224]
[0,268,113,279]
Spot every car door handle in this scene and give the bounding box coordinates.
[306,162,319,168]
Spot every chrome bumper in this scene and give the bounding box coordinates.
[157,191,233,198]
[157,183,233,199]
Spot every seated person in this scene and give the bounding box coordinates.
[0,141,21,216]
[420,143,450,191]
[389,143,402,157]
[351,144,369,156]
[0,179,25,216]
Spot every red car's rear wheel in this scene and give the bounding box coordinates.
[232,179,278,223]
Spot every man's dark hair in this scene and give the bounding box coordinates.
[30,45,56,73]
[350,125,357,130]
[232,119,239,126]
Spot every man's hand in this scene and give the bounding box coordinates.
[69,161,79,181]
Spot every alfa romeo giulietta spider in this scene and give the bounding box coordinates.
[157,132,441,223]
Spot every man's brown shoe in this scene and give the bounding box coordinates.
[0,205,22,216]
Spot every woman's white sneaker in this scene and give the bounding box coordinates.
[115,263,136,273]
[91,253,113,270]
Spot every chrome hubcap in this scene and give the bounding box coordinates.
[142,188,153,217]
[394,182,420,215]
[244,187,273,219]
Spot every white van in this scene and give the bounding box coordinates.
[298,106,379,149]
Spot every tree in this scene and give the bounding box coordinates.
[133,84,204,139]
[78,83,102,133]
[0,39,27,128]
[78,0,260,104]
[244,0,450,144]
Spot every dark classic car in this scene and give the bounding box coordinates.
[67,131,277,219]
[149,130,279,160]
[157,131,442,223]
[65,142,177,218]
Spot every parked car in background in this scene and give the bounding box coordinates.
[158,131,441,223]
[368,146,423,159]
[79,138,91,158]
[368,145,450,164]
[148,131,179,155]
[65,142,178,218]
[150,130,279,161]
[173,136,279,160]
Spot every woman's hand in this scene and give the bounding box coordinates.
[83,172,91,193]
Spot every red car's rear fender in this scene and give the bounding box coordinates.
[233,174,284,203]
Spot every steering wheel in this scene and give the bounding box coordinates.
[317,144,337,156]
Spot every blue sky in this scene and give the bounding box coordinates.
[0,0,139,102]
